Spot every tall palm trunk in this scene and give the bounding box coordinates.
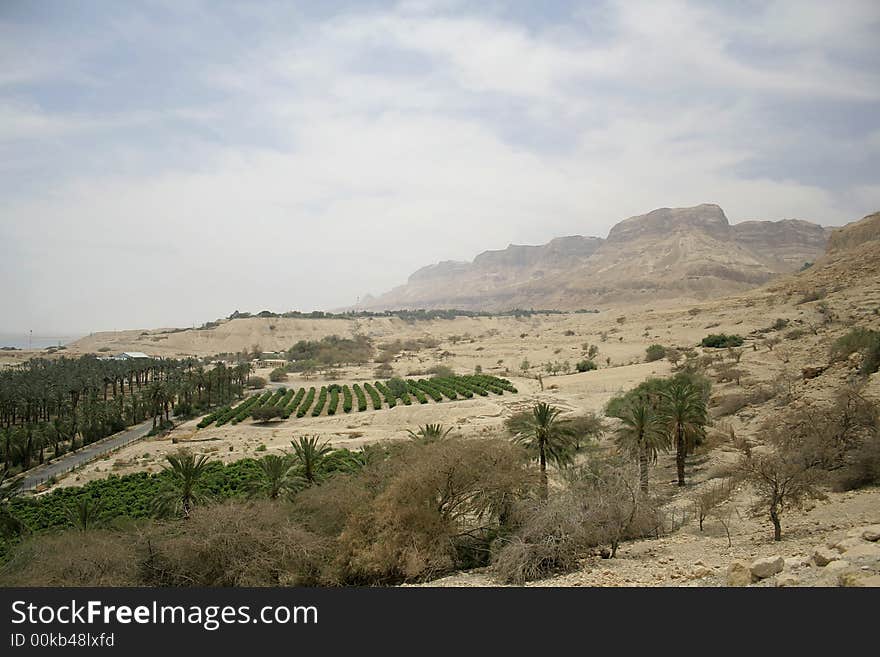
[676,425,686,486]
[538,439,548,499]
[639,446,649,494]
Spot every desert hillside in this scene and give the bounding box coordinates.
[4,205,880,590]
[13,208,861,366]
[357,204,829,311]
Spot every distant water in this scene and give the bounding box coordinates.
[0,334,80,350]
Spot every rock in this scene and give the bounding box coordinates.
[775,575,800,587]
[727,560,752,587]
[802,366,827,380]
[692,565,713,579]
[838,572,880,587]
[825,559,852,574]
[813,546,840,566]
[842,543,880,561]
[833,537,865,553]
[750,555,784,580]
[861,525,880,542]
[784,556,809,570]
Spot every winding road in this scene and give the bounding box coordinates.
[19,417,159,491]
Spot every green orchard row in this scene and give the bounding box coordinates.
[196,375,519,428]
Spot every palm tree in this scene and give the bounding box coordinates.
[407,423,453,442]
[611,395,668,494]
[248,454,303,499]
[153,449,213,518]
[66,497,105,531]
[0,470,23,539]
[658,379,708,486]
[147,382,168,429]
[511,402,576,498]
[289,436,334,486]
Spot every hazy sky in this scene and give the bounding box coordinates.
[1,0,879,335]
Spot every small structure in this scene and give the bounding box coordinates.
[114,351,152,360]
[255,358,287,368]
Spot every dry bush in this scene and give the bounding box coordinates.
[713,393,749,417]
[781,386,877,468]
[491,495,595,584]
[734,388,877,540]
[0,529,140,586]
[491,459,659,584]
[298,438,533,584]
[140,500,330,586]
[737,432,826,541]
[714,363,745,385]
[713,385,776,417]
[692,480,732,532]
[832,435,880,491]
[374,363,394,378]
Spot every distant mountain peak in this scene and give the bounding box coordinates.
[607,204,730,243]
[355,204,831,312]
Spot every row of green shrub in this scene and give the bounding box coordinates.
[363,383,382,410]
[281,388,306,419]
[228,392,272,425]
[409,380,443,402]
[353,384,368,412]
[312,387,328,417]
[250,389,285,419]
[373,381,396,408]
[296,388,316,418]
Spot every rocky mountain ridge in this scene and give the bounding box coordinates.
[358,204,831,310]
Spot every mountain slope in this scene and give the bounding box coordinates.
[359,204,829,310]
[771,211,880,296]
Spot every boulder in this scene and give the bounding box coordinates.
[775,575,800,587]
[824,559,852,574]
[801,366,826,380]
[837,572,879,587]
[691,565,713,579]
[727,560,752,587]
[842,543,880,561]
[816,560,853,587]
[750,556,784,580]
[813,546,840,566]
[833,537,865,554]
[861,525,880,542]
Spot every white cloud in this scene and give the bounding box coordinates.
[1,0,878,333]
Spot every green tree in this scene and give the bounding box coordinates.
[66,497,105,531]
[407,423,453,442]
[658,379,708,486]
[0,470,23,539]
[153,450,213,518]
[289,436,334,486]
[509,402,575,498]
[610,396,667,493]
[247,454,303,499]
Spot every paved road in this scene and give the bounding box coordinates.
[19,417,159,491]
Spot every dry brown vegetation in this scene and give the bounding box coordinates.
[4,220,880,587]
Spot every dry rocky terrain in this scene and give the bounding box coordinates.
[20,209,880,587]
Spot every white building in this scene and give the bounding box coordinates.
[114,351,152,360]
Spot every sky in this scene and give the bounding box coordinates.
[1,0,879,335]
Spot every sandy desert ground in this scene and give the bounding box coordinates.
[20,271,880,586]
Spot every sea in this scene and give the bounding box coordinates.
[0,334,81,351]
